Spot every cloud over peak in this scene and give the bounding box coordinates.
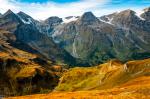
[0,0,109,20]
[0,0,149,20]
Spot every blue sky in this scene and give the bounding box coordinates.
[0,0,150,20]
[106,0,150,7]
[17,0,80,3]
[16,0,150,6]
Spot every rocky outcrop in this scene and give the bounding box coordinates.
[141,7,150,21]
[0,10,75,65]
[51,7,150,66]
[78,12,100,25]
[36,16,63,36]
[0,10,22,32]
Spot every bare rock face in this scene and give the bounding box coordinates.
[0,10,75,65]
[36,16,63,36]
[141,7,150,21]
[45,16,63,25]
[111,9,137,28]
[78,12,100,25]
[111,9,150,32]
[51,8,150,66]
[1,8,150,66]
[0,10,22,32]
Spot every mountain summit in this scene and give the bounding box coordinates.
[0,10,21,32]
[79,12,99,24]
[141,7,150,21]
[2,9,14,16]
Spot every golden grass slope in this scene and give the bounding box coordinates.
[5,58,150,99]
[0,49,56,96]
[55,59,150,91]
[0,30,65,96]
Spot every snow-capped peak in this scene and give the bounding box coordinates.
[17,14,33,24]
[62,16,79,23]
[135,10,145,20]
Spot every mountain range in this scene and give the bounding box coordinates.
[0,7,150,98]
[1,7,150,66]
[51,7,150,65]
[0,10,75,65]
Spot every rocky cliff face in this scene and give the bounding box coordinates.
[141,7,150,21]
[0,10,22,32]
[0,10,75,65]
[36,16,63,36]
[49,7,150,66]
[1,8,150,66]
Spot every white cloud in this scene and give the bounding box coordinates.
[0,0,148,20]
[0,0,110,20]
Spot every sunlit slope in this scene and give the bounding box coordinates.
[5,58,150,99]
[55,59,150,91]
[0,48,59,96]
[0,30,66,96]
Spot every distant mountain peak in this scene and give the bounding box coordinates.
[82,11,94,16]
[119,9,135,16]
[0,9,23,32]
[45,16,63,24]
[143,7,150,12]
[17,11,31,18]
[141,7,150,21]
[63,16,79,23]
[17,11,35,25]
[79,11,99,24]
[18,11,25,14]
[81,12,96,20]
[7,9,13,13]
[2,9,15,17]
[113,9,137,21]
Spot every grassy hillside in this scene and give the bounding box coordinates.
[0,50,57,96]
[0,38,67,96]
[55,59,150,91]
[5,58,150,99]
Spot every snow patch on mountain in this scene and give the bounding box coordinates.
[99,17,114,25]
[135,10,145,20]
[17,14,33,24]
[63,16,79,23]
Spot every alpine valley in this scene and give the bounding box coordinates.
[0,7,150,99]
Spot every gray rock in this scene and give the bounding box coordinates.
[51,8,150,65]
[0,10,75,65]
[141,7,150,21]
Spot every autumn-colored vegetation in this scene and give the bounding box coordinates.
[5,58,150,99]
[0,43,65,96]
